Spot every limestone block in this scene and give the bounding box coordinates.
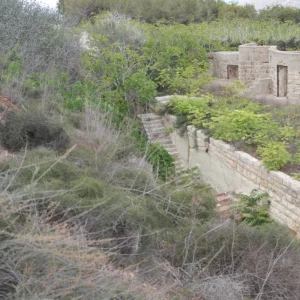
[234,151,259,165]
[209,137,216,146]
[258,178,269,189]
[187,126,197,148]
[284,193,298,205]
[208,144,217,153]
[276,172,297,190]
[292,206,300,219]
[269,183,286,199]
[196,137,206,148]
[213,139,235,153]
[236,163,244,175]
[269,171,285,184]
[196,129,207,140]
[165,114,177,125]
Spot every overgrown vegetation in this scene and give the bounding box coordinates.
[0,111,69,151]
[59,0,300,25]
[1,0,300,299]
[234,190,272,226]
[167,91,300,173]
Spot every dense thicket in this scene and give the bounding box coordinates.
[1,0,300,299]
[0,0,80,75]
[58,0,300,24]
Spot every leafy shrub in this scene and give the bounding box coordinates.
[146,143,175,181]
[72,176,104,199]
[0,0,80,74]
[209,110,277,144]
[124,71,157,111]
[0,111,69,151]
[235,190,272,226]
[168,97,211,117]
[168,95,299,172]
[258,142,291,171]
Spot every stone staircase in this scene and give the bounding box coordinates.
[215,192,234,220]
[138,113,185,174]
[139,112,235,220]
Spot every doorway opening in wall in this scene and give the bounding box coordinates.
[227,65,238,79]
[277,65,288,97]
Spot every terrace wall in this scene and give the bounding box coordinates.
[165,114,300,236]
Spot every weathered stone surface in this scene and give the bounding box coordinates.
[165,114,177,124]
[187,125,197,133]
[210,43,300,103]
[214,139,235,153]
[234,151,259,164]
[196,129,207,139]
[199,130,300,233]
[196,138,206,148]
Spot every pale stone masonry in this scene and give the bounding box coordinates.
[209,43,300,104]
[190,123,300,235]
[163,111,300,236]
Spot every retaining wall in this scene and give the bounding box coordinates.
[166,114,300,235]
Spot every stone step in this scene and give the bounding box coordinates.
[139,112,186,180]
[216,204,232,213]
[150,140,174,147]
[219,210,233,220]
[143,124,165,130]
[174,160,183,167]
[142,121,165,127]
[167,150,178,156]
[138,113,161,121]
[176,167,185,173]
[215,192,234,220]
[145,127,165,134]
[164,145,177,152]
[148,133,170,139]
[216,192,232,205]
[149,138,173,144]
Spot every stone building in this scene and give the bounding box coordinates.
[209,43,300,104]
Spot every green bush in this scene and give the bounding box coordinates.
[72,177,104,199]
[3,148,82,191]
[235,190,272,226]
[124,71,157,110]
[209,110,277,144]
[258,142,291,171]
[167,96,299,172]
[146,143,175,181]
[0,111,69,151]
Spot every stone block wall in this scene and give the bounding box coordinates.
[210,43,300,103]
[269,46,300,104]
[209,52,239,79]
[238,44,270,85]
[184,121,300,234]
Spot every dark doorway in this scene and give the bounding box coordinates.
[227,65,238,79]
[277,65,288,97]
